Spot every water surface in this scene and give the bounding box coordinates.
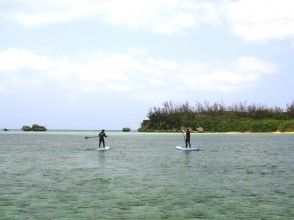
[0,131,293,219]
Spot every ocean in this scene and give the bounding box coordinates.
[0,131,293,219]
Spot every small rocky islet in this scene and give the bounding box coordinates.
[22,124,47,132]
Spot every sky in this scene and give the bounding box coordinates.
[0,0,294,130]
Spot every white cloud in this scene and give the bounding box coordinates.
[0,0,104,28]
[1,0,293,43]
[174,57,276,91]
[0,47,277,99]
[101,0,222,34]
[1,0,220,34]
[224,0,294,43]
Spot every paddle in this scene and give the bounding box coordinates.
[85,136,98,139]
[181,126,186,147]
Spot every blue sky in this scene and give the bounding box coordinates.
[0,0,293,130]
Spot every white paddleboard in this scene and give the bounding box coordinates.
[176,146,199,151]
[97,146,111,151]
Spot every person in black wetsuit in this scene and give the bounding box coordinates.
[183,128,191,148]
[98,129,107,148]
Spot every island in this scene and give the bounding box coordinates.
[138,101,294,132]
[22,124,47,132]
[122,127,131,132]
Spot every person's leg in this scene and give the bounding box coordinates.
[185,139,188,148]
[99,139,102,148]
[188,139,191,147]
[102,139,105,148]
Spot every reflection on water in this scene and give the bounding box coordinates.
[97,150,106,167]
[0,131,293,219]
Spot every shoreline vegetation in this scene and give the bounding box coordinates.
[138,101,294,133]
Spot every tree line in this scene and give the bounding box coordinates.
[139,101,294,132]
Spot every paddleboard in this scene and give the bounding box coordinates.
[97,146,111,151]
[176,146,199,151]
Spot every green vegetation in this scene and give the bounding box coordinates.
[22,125,32,131]
[138,101,294,132]
[122,127,131,132]
[22,124,47,132]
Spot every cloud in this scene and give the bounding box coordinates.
[0,47,277,99]
[224,0,294,43]
[1,0,220,34]
[1,0,293,43]
[0,0,104,28]
[101,0,222,34]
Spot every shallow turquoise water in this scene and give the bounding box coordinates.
[0,131,293,219]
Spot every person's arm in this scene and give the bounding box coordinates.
[182,130,187,139]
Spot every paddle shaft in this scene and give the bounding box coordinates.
[85,136,98,139]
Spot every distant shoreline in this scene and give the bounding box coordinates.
[138,101,294,133]
[137,130,294,134]
[1,130,293,135]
